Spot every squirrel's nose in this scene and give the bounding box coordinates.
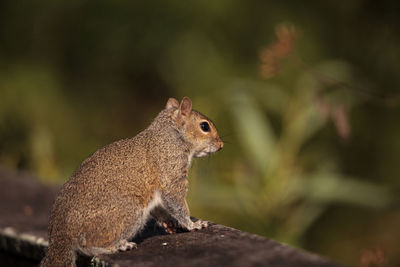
[218,139,224,150]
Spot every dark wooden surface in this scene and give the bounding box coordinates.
[0,168,342,267]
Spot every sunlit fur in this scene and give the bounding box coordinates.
[41,97,223,267]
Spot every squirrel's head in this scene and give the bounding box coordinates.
[166,97,224,158]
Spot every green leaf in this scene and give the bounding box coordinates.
[229,86,276,172]
[303,173,393,208]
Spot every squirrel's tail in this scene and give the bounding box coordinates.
[40,242,76,267]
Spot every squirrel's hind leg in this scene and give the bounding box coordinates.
[79,239,136,256]
[113,239,137,251]
[79,246,114,256]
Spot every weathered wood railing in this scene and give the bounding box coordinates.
[0,168,341,267]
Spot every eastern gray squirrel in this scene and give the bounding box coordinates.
[40,97,224,267]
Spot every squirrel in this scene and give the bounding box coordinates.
[40,96,224,267]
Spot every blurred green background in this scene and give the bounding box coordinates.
[1,1,400,266]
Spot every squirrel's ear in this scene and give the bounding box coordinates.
[166,98,179,109]
[179,97,192,117]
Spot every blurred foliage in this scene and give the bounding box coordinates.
[1,1,400,266]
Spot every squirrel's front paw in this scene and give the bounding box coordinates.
[187,219,208,231]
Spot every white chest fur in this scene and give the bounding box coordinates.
[143,190,163,220]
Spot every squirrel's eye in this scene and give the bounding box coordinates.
[200,121,210,132]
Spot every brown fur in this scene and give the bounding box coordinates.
[40,97,223,267]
